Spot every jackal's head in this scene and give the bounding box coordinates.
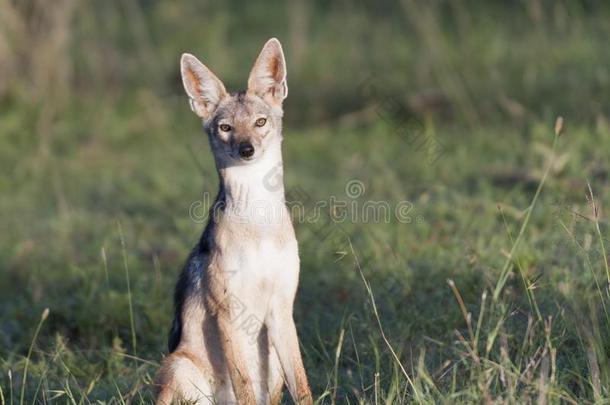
[180,38,288,168]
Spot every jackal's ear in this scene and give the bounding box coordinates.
[247,38,288,107]
[180,53,227,119]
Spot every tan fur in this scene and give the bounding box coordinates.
[156,38,312,405]
[156,351,213,404]
[270,379,284,405]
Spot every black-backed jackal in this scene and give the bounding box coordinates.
[156,38,313,405]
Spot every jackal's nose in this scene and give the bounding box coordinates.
[238,142,255,159]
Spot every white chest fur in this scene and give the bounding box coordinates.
[216,151,300,320]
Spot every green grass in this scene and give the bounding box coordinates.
[2,1,610,403]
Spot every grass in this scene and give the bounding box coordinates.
[2,0,610,403]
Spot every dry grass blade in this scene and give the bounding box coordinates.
[349,240,422,402]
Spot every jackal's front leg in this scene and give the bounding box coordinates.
[207,276,257,405]
[267,302,313,404]
[216,314,257,404]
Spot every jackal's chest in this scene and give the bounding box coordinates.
[227,236,298,275]
[216,225,299,291]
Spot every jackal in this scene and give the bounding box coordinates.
[156,39,313,405]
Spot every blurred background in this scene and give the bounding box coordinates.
[2,0,610,402]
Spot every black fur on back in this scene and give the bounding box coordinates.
[167,248,203,352]
[167,187,225,353]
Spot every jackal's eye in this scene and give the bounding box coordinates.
[255,118,267,127]
[219,124,232,132]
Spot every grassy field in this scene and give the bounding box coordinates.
[2,0,610,403]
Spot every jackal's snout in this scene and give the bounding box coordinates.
[238,141,255,159]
